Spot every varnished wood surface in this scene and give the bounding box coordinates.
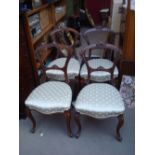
[123,9,135,61]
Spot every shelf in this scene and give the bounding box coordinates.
[32,23,54,45]
[20,0,66,84]
[55,6,66,23]
[36,50,51,69]
[26,4,50,16]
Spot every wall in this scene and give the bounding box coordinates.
[85,0,112,25]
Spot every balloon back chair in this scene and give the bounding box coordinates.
[73,43,125,141]
[25,43,74,137]
[48,27,82,100]
[82,27,116,58]
[79,40,121,89]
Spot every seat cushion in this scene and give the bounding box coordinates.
[46,58,80,81]
[80,58,118,82]
[25,81,72,114]
[74,83,125,119]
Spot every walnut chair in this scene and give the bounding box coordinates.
[83,27,116,45]
[25,43,74,137]
[48,27,82,99]
[73,43,125,141]
[79,42,121,88]
[82,27,116,58]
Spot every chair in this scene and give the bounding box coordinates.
[83,27,115,45]
[73,43,125,141]
[79,41,121,88]
[48,27,82,99]
[49,27,81,57]
[25,43,73,137]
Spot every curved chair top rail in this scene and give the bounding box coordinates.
[83,26,115,35]
[35,42,73,59]
[82,27,116,45]
[49,27,82,47]
[81,42,121,54]
[80,42,122,83]
[35,42,74,83]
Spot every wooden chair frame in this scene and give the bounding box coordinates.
[74,43,124,141]
[80,42,122,87]
[49,27,83,100]
[26,43,74,137]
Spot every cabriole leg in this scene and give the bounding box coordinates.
[74,112,81,138]
[116,114,124,141]
[64,110,72,137]
[25,108,36,133]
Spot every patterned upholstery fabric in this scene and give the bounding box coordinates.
[46,58,80,81]
[74,83,125,119]
[25,81,72,114]
[80,58,119,82]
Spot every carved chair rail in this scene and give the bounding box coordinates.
[35,43,74,83]
[80,42,122,84]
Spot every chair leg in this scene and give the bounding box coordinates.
[116,114,124,142]
[64,110,73,137]
[74,112,81,138]
[25,108,36,133]
[80,78,85,90]
[74,76,81,99]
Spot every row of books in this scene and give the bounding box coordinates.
[28,13,42,38]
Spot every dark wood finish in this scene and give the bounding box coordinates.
[48,27,81,98]
[19,14,36,117]
[116,114,124,142]
[26,107,72,137]
[25,43,73,136]
[49,27,80,46]
[64,110,72,137]
[80,42,122,85]
[123,10,135,61]
[25,108,36,133]
[120,60,135,76]
[74,112,81,138]
[74,43,124,140]
[49,27,81,58]
[122,0,135,62]
[35,42,73,83]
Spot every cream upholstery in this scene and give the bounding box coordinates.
[80,58,118,82]
[46,58,80,81]
[74,83,125,119]
[25,81,72,114]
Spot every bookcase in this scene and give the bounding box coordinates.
[23,0,66,83]
[19,0,66,117]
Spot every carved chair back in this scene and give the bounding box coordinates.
[49,27,81,47]
[80,42,122,84]
[35,43,73,84]
[82,27,116,58]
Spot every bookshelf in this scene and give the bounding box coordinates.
[22,0,66,85]
[19,0,66,116]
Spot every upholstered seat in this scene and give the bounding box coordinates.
[74,43,124,141]
[46,58,80,81]
[80,59,119,82]
[25,81,72,114]
[25,43,73,137]
[74,83,125,119]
